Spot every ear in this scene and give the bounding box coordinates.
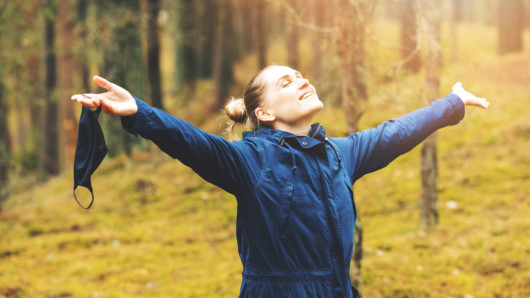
[255,107,275,123]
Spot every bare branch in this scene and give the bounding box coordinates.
[279,0,339,33]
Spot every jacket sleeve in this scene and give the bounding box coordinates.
[332,93,465,183]
[121,97,262,195]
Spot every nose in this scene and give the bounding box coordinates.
[298,78,310,90]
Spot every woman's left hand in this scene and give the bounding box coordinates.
[452,82,490,109]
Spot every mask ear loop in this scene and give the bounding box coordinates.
[73,187,94,209]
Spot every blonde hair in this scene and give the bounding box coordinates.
[224,65,277,140]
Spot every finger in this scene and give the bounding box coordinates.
[100,100,110,113]
[93,75,115,91]
[99,98,117,115]
[75,97,100,109]
[475,98,489,109]
[72,93,97,100]
[71,94,84,101]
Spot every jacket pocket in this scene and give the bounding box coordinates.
[276,181,294,237]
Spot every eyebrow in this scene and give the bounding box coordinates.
[276,71,302,86]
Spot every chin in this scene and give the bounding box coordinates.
[304,98,324,118]
[310,97,324,111]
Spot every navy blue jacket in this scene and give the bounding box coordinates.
[121,94,465,297]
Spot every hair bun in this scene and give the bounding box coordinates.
[224,97,248,124]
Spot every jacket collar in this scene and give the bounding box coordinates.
[242,123,327,146]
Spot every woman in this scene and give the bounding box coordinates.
[71,65,489,297]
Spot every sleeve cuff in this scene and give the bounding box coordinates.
[121,96,152,135]
[445,93,466,125]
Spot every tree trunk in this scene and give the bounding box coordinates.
[336,0,368,134]
[310,0,323,84]
[212,0,235,108]
[26,0,42,170]
[335,0,371,293]
[240,0,254,52]
[286,0,300,69]
[213,0,225,108]
[450,0,462,64]
[420,0,441,231]
[527,1,530,29]
[176,0,197,94]
[498,0,524,54]
[196,0,216,78]
[98,0,146,157]
[400,0,421,72]
[77,0,90,92]
[256,0,267,69]
[0,72,10,210]
[421,134,439,229]
[146,0,163,109]
[58,0,77,170]
[40,1,60,177]
[286,23,299,69]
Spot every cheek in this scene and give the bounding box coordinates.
[269,90,295,108]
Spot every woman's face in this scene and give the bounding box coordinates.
[258,66,323,130]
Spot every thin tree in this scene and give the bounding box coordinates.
[0,70,10,210]
[420,0,441,230]
[196,0,216,78]
[0,4,8,205]
[77,0,90,92]
[498,0,524,54]
[213,0,227,108]
[145,0,163,109]
[239,0,254,52]
[26,0,42,171]
[334,0,376,293]
[286,0,300,69]
[176,0,197,95]
[450,0,462,63]
[97,0,146,157]
[309,0,326,90]
[527,1,530,29]
[58,0,77,168]
[212,0,236,108]
[335,0,371,134]
[255,0,267,69]
[40,0,60,176]
[400,0,421,72]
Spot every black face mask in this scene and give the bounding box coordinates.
[73,106,108,209]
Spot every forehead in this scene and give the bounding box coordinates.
[260,66,299,84]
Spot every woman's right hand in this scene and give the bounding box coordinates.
[452,82,490,109]
[71,76,138,116]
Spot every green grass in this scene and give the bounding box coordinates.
[1,21,530,297]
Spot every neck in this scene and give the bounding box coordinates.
[272,121,312,136]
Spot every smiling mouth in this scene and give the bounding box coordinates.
[299,92,314,101]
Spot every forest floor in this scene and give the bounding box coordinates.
[1,22,530,297]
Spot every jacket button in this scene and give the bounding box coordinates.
[325,137,329,141]
[302,141,308,146]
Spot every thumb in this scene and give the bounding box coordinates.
[93,75,115,91]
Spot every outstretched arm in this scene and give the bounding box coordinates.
[332,82,490,183]
[71,76,261,196]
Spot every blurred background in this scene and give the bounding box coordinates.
[0,0,529,297]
